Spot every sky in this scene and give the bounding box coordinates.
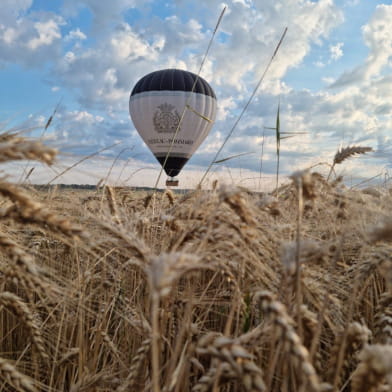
[1,0,392,190]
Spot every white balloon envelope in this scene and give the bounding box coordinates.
[129,68,217,178]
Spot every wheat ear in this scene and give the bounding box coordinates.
[0,357,37,392]
[374,293,392,344]
[333,146,373,165]
[0,292,49,361]
[193,366,219,392]
[195,334,266,392]
[163,189,175,205]
[0,181,85,238]
[0,131,25,143]
[104,185,120,224]
[254,291,323,392]
[0,233,57,297]
[327,145,372,180]
[0,234,38,275]
[0,140,57,164]
[116,338,150,392]
[327,322,371,387]
[351,345,392,392]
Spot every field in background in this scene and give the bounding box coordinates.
[1,136,392,392]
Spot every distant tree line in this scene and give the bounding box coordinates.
[27,184,189,194]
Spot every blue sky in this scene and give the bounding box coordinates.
[1,0,392,189]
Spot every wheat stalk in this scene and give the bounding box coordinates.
[147,252,209,392]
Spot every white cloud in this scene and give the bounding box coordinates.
[28,18,64,50]
[332,4,392,87]
[362,4,392,78]
[0,8,64,67]
[64,51,76,63]
[3,0,342,114]
[65,28,87,41]
[110,24,159,61]
[216,96,237,121]
[53,22,165,111]
[329,42,344,61]
[198,0,344,91]
[232,0,251,7]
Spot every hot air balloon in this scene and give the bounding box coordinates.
[129,68,217,186]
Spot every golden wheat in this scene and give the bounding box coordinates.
[2,133,392,391]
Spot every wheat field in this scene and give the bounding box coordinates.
[1,133,391,392]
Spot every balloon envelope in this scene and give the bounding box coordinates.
[129,68,217,177]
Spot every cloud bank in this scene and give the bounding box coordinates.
[1,0,391,188]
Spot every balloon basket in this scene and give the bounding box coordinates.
[166,177,179,187]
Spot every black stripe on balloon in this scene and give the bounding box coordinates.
[155,156,189,177]
[131,69,216,98]
[159,69,175,91]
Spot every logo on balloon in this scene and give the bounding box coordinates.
[153,103,181,133]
